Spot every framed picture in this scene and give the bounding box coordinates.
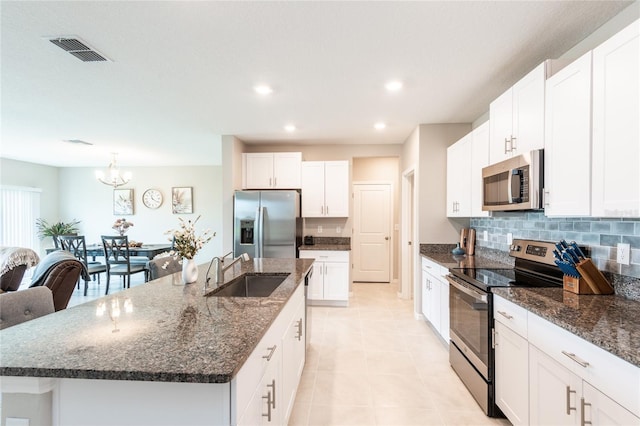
[113,189,134,215]
[172,187,193,214]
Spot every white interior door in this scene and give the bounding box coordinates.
[353,183,391,282]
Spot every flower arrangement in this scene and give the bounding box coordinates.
[166,216,215,260]
[112,218,134,236]
[35,218,81,240]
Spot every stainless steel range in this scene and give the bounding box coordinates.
[447,239,564,417]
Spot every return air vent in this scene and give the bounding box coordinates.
[49,37,109,62]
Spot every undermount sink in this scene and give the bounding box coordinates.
[207,274,289,297]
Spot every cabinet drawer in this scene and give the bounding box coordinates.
[494,295,528,338]
[299,250,349,262]
[528,312,640,417]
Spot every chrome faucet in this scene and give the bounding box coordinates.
[204,252,250,292]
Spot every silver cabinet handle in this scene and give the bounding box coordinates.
[269,177,272,187]
[296,318,303,341]
[326,205,329,215]
[262,391,272,422]
[263,345,277,361]
[274,177,277,187]
[580,397,592,426]
[321,205,324,215]
[504,137,510,154]
[497,311,513,320]
[267,379,276,409]
[544,189,550,207]
[566,386,577,415]
[511,136,517,151]
[562,350,590,368]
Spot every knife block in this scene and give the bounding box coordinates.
[563,275,594,295]
[575,259,614,295]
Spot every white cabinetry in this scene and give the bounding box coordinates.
[243,152,302,189]
[592,20,640,217]
[299,250,349,306]
[471,121,490,217]
[494,296,530,425]
[420,257,449,342]
[494,295,640,425]
[301,161,349,217]
[544,51,593,217]
[446,133,472,217]
[489,62,548,164]
[236,284,306,425]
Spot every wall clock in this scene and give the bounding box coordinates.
[142,189,163,209]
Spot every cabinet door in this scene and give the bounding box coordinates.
[429,276,441,333]
[281,300,306,424]
[301,162,326,217]
[592,20,640,217]
[495,321,529,426]
[323,161,349,217]
[544,52,593,217]
[307,261,324,300]
[245,153,274,189]
[511,62,547,155]
[582,382,640,426]
[439,277,449,342]
[273,152,302,189]
[529,345,581,426]
[323,261,349,301]
[421,268,430,319]
[471,122,490,217]
[489,88,514,164]
[446,134,472,217]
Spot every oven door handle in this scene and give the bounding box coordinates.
[447,276,487,303]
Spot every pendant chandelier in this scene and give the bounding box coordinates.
[95,153,132,188]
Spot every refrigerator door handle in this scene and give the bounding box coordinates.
[255,207,262,258]
[257,206,265,258]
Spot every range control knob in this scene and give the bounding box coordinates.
[510,244,521,252]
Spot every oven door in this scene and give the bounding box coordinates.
[448,275,490,379]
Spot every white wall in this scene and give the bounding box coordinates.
[58,166,223,264]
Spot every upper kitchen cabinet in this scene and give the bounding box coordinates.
[301,161,349,217]
[544,51,593,217]
[243,152,302,189]
[471,121,490,217]
[489,61,550,164]
[447,123,489,218]
[447,132,472,217]
[591,20,639,217]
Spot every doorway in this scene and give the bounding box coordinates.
[352,183,392,282]
[401,167,416,300]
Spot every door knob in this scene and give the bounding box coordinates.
[385,236,389,240]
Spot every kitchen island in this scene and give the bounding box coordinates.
[0,258,313,426]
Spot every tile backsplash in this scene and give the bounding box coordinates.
[471,212,640,279]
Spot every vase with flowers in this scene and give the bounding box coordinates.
[166,216,215,284]
[112,218,134,236]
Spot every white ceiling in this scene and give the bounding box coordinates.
[0,1,633,167]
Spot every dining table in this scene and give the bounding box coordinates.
[47,244,172,260]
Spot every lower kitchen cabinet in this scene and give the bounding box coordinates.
[299,250,349,306]
[494,296,529,426]
[494,294,640,426]
[421,257,449,342]
[235,284,305,425]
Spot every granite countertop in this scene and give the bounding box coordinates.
[299,244,350,251]
[493,287,640,368]
[419,243,514,269]
[0,258,314,384]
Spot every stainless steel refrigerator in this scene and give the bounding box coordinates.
[234,190,302,258]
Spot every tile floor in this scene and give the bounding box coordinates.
[288,282,511,426]
[31,274,510,425]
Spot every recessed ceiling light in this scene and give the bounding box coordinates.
[284,124,296,132]
[374,122,386,130]
[385,80,403,91]
[254,85,273,95]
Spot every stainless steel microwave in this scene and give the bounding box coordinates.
[482,150,543,211]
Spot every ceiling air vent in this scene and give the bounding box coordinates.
[49,37,110,62]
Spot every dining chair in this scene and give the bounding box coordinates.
[101,235,148,295]
[147,255,182,280]
[59,235,107,296]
